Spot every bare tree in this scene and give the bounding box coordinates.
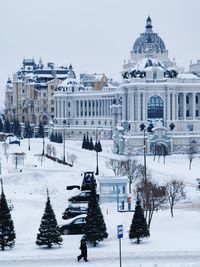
[2,142,9,155]
[46,144,53,156]
[165,179,186,217]
[136,174,166,228]
[37,154,46,166]
[52,146,56,157]
[187,143,197,170]
[11,152,26,169]
[118,158,144,193]
[68,154,77,166]
[106,158,122,176]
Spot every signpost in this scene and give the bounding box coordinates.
[117,225,123,267]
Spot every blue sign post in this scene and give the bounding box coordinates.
[117,225,123,267]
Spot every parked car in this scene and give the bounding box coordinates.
[9,140,20,145]
[66,185,80,190]
[68,190,99,203]
[68,190,91,203]
[59,214,86,235]
[81,171,97,191]
[62,205,87,220]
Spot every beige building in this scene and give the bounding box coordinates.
[5,59,69,125]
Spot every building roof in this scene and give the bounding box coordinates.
[133,16,166,54]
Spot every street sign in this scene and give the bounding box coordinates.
[117,225,123,239]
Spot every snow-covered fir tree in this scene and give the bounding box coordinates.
[36,189,62,248]
[37,121,44,138]
[129,200,150,244]
[0,179,16,251]
[84,177,108,246]
[82,134,86,149]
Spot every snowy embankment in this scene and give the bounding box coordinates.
[0,138,200,266]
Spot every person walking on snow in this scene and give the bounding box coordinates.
[77,237,88,262]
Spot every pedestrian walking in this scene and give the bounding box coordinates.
[77,237,88,262]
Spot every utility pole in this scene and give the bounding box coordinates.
[63,119,66,162]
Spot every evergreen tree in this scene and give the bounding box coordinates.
[85,134,89,150]
[4,119,10,133]
[38,121,44,138]
[0,118,3,132]
[13,119,21,138]
[84,177,108,246]
[36,189,62,248]
[89,137,94,150]
[94,140,102,153]
[129,200,149,244]
[50,132,54,142]
[55,132,58,143]
[82,134,86,149]
[0,179,16,251]
[24,122,33,138]
[58,133,63,143]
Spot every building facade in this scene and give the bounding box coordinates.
[5,59,69,125]
[53,16,200,154]
[53,68,117,139]
[5,17,200,154]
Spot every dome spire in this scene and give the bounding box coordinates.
[146,16,153,32]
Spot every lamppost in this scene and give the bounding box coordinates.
[140,123,147,182]
[42,136,45,156]
[63,119,66,162]
[27,123,32,151]
[94,127,103,175]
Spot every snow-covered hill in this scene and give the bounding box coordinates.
[0,138,200,266]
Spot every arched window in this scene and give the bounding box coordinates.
[148,96,164,119]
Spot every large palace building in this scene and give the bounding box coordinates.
[5,17,200,154]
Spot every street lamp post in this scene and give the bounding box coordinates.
[63,120,66,162]
[140,123,147,182]
[95,127,103,175]
[42,136,45,155]
[143,127,147,183]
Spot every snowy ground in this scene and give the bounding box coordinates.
[0,137,200,266]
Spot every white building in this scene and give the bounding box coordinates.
[50,17,200,154]
[53,66,117,139]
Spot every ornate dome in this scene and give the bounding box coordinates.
[133,16,166,54]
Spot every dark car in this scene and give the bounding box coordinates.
[81,171,96,191]
[59,214,86,235]
[62,205,87,220]
[9,140,20,145]
[68,191,91,203]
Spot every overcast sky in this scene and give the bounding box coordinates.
[1,0,200,108]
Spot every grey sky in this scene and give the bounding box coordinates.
[1,0,200,109]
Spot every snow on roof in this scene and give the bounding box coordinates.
[177,73,199,79]
[58,77,83,88]
[135,57,165,72]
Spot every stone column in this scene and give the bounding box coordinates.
[137,92,141,121]
[132,93,135,121]
[167,92,171,121]
[193,93,196,120]
[143,92,146,121]
[172,93,175,121]
[176,93,179,121]
[183,93,186,120]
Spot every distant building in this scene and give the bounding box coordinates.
[53,67,117,139]
[5,59,68,125]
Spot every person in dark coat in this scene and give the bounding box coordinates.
[77,237,88,262]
